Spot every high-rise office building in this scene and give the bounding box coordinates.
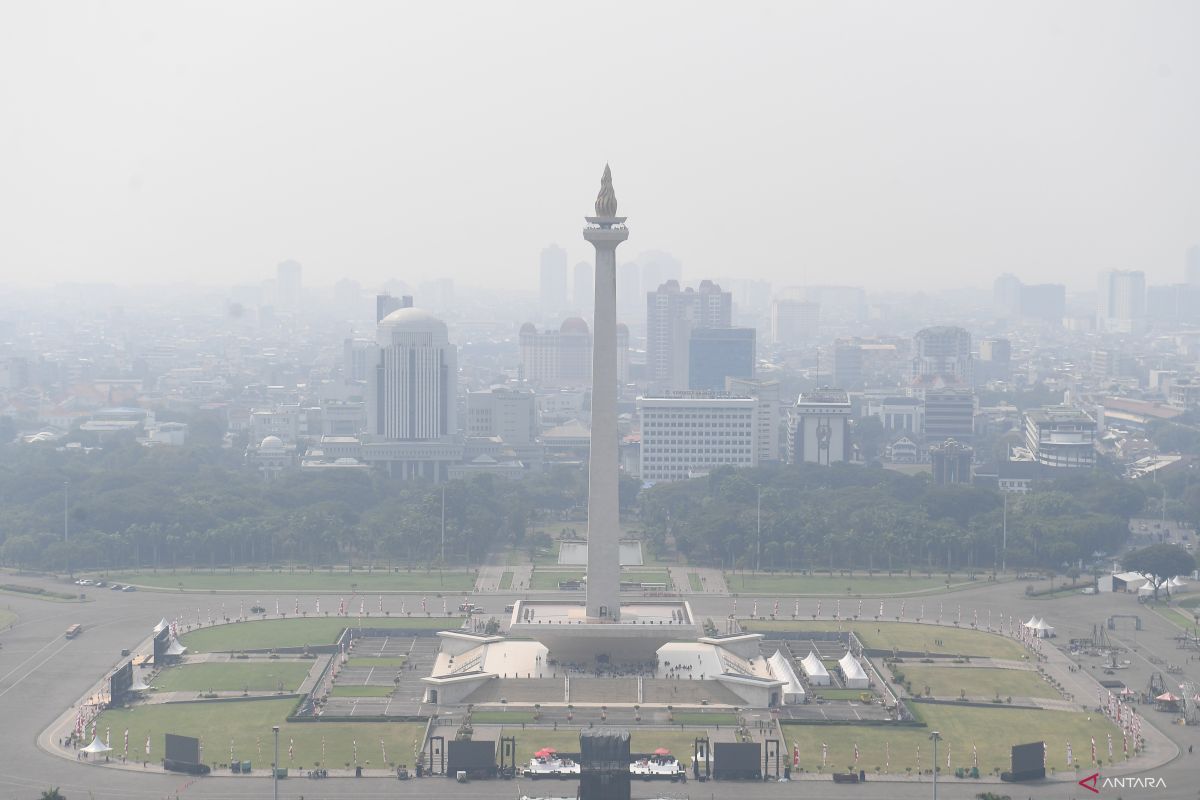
[1147,283,1200,324]
[367,308,457,440]
[645,280,731,388]
[638,392,758,482]
[466,386,538,445]
[725,377,786,463]
[539,244,569,312]
[977,338,1012,383]
[519,318,629,387]
[922,388,976,444]
[912,327,972,386]
[1019,284,1066,323]
[1096,270,1146,333]
[572,261,593,312]
[832,340,864,390]
[1024,407,1096,469]
[770,299,820,346]
[687,328,755,391]
[376,293,413,323]
[993,274,1022,318]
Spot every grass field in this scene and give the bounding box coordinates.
[726,573,983,596]
[784,704,1123,774]
[96,699,426,769]
[687,573,703,592]
[346,657,407,668]
[897,665,1056,700]
[152,662,312,692]
[97,569,475,592]
[180,616,463,652]
[1151,604,1198,631]
[742,619,1026,660]
[529,570,585,590]
[331,685,394,697]
[499,572,513,590]
[497,728,707,764]
[527,567,675,591]
[671,712,737,726]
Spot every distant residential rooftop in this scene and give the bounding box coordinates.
[1025,406,1095,424]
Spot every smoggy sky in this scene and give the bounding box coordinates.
[2,1,1198,292]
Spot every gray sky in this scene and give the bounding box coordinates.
[2,1,1198,292]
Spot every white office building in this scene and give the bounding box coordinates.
[789,390,852,464]
[638,392,757,482]
[466,386,538,445]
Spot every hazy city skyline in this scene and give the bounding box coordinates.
[3,1,1199,292]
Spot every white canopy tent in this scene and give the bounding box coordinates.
[152,618,169,635]
[1168,576,1189,592]
[767,650,806,704]
[129,676,151,692]
[81,736,112,755]
[1022,615,1042,629]
[1031,618,1055,638]
[838,652,869,689]
[799,651,830,686]
[165,638,187,656]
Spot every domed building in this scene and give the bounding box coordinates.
[249,434,291,480]
[359,307,463,481]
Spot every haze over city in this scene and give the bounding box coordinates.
[3,0,1200,291]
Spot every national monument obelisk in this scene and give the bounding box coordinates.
[583,165,628,621]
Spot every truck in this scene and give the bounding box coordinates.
[65,624,83,639]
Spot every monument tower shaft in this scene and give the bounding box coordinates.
[583,165,628,620]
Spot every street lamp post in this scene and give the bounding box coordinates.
[1001,492,1007,575]
[929,730,941,800]
[272,725,280,800]
[755,486,762,573]
[64,480,71,579]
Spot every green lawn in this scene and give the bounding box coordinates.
[96,699,426,769]
[726,572,983,596]
[499,572,514,590]
[1150,604,1198,631]
[1178,596,1200,610]
[497,728,707,765]
[529,570,585,590]
[784,705,1123,775]
[897,665,1056,700]
[180,616,463,653]
[346,657,407,668]
[671,712,737,726]
[331,685,394,697]
[688,573,703,592]
[97,569,475,592]
[152,662,312,693]
[742,619,1027,660]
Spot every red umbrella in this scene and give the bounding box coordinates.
[1155,692,1180,702]
[534,749,551,757]
[544,747,557,753]
[653,748,671,756]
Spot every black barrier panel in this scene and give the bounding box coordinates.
[1012,741,1044,774]
[580,729,631,800]
[109,662,132,705]
[164,733,200,766]
[152,628,170,665]
[1006,741,1046,782]
[447,740,496,775]
[713,742,761,780]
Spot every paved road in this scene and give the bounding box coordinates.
[3,574,1200,799]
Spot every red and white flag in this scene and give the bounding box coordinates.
[972,742,978,768]
[1107,734,1113,761]
[792,743,798,767]
[1091,737,1096,765]
[123,729,129,757]
[1066,740,1073,765]
[145,734,151,756]
[821,743,827,767]
[946,743,951,768]
[853,743,859,763]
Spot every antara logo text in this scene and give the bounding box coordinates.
[1078,772,1168,794]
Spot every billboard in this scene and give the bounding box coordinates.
[713,742,761,780]
[109,662,133,706]
[164,733,200,766]
[446,740,496,775]
[1005,741,1046,782]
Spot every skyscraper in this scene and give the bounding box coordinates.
[572,261,593,312]
[993,274,1021,318]
[367,308,457,441]
[583,165,628,621]
[912,326,972,386]
[376,293,413,323]
[770,299,820,345]
[539,244,569,313]
[1096,270,1146,333]
[687,327,755,391]
[646,280,731,388]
